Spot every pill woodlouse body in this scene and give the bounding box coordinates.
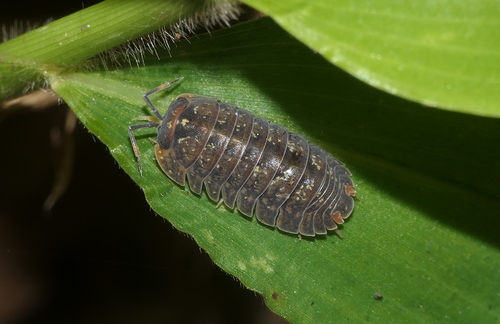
[129,79,356,237]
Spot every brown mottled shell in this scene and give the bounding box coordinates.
[133,92,356,237]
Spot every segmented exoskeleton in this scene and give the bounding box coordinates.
[129,78,356,237]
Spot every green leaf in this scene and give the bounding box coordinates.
[243,0,500,118]
[50,18,500,323]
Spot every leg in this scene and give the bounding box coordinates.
[128,122,160,174]
[142,77,184,119]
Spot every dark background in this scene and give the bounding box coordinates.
[0,2,286,323]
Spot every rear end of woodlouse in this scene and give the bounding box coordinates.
[129,79,356,237]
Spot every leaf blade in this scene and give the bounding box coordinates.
[243,0,500,117]
[51,18,500,323]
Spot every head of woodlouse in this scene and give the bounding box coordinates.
[155,95,190,150]
[154,94,221,186]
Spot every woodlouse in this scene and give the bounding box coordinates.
[128,78,356,237]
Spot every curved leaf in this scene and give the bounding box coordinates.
[51,18,500,323]
[243,0,500,117]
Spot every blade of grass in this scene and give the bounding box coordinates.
[51,18,500,323]
[0,0,237,100]
[243,0,500,118]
